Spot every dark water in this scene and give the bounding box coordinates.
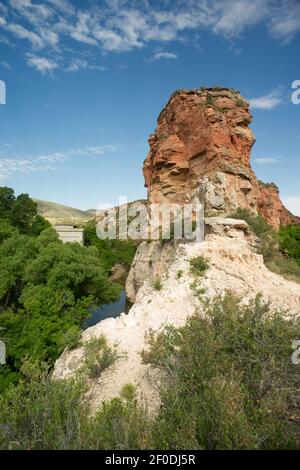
[83,290,127,329]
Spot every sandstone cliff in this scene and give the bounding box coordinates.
[143,87,294,230]
[54,86,300,412]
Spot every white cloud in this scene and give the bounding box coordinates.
[69,11,97,46]
[249,90,282,110]
[213,0,269,38]
[27,54,58,73]
[152,51,178,60]
[65,59,107,72]
[5,22,44,47]
[268,0,300,43]
[0,145,122,179]
[254,157,282,164]
[0,61,12,70]
[283,196,300,216]
[69,145,122,156]
[46,0,75,16]
[1,0,300,73]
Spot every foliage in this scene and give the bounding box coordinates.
[230,208,272,238]
[143,292,300,449]
[0,219,17,242]
[0,293,299,450]
[83,336,119,379]
[84,220,137,273]
[152,277,163,291]
[230,209,300,282]
[279,224,300,266]
[176,269,183,279]
[0,187,15,219]
[189,256,209,276]
[0,362,152,450]
[0,361,90,450]
[0,186,50,236]
[0,226,121,392]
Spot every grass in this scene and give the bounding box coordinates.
[189,256,210,276]
[152,277,163,291]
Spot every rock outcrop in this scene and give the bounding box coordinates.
[126,240,177,303]
[54,225,300,412]
[143,87,294,230]
[54,86,300,413]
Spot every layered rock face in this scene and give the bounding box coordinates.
[143,87,294,230]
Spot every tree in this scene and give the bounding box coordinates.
[0,227,121,392]
[0,187,15,219]
[9,193,38,233]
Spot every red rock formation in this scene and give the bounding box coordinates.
[143,87,295,230]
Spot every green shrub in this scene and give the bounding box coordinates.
[190,279,207,297]
[189,256,209,276]
[206,94,214,106]
[230,208,272,238]
[1,293,299,450]
[58,326,82,351]
[230,209,300,283]
[152,277,163,291]
[0,360,153,450]
[143,292,300,449]
[279,225,300,266]
[120,383,137,401]
[176,270,183,279]
[0,361,89,450]
[83,336,119,379]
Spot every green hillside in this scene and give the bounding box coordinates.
[34,199,95,225]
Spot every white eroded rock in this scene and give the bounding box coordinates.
[53,233,300,413]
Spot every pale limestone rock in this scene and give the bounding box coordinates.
[53,230,300,414]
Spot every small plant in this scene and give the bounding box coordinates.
[206,94,214,106]
[120,383,136,401]
[152,277,163,291]
[189,256,209,276]
[236,99,247,108]
[83,336,119,380]
[190,279,207,297]
[176,269,184,279]
[58,326,81,351]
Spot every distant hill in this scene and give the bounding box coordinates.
[34,199,95,225]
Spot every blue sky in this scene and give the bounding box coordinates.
[0,0,300,214]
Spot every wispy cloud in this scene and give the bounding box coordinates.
[151,51,178,60]
[268,0,300,44]
[1,1,300,74]
[0,60,12,70]
[65,58,107,72]
[0,144,122,179]
[27,54,58,73]
[249,90,282,110]
[254,156,282,164]
[283,196,300,216]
